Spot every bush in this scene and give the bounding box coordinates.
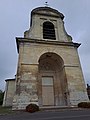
[78,102,90,108]
[26,104,39,113]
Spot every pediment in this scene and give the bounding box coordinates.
[31,7,64,20]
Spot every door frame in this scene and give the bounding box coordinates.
[38,71,56,106]
[41,76,55,106]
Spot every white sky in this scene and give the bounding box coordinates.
[0,0,90,90]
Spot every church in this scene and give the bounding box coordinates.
[3,6,89,110]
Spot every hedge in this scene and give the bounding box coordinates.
[78,102,90,108]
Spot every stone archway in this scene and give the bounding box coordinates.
[38,52,69,106]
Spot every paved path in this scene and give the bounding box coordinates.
[0,109,90,120]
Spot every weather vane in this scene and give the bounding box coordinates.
[44,2,49,7]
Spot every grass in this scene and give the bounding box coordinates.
[0,106,15,114]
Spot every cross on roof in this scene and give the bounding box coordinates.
[44,2,49,7]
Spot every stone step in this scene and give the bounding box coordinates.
[40,106,78,111]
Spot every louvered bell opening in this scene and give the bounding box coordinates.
[43,21,56,40]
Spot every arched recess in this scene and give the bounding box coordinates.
[43,21,56,40]
[38,52,69,106]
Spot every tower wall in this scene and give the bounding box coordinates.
[12,40,89,109]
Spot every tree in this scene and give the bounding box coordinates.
[0,90,4,105]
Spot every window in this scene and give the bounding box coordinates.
[42,76,53,86]
[43,21,56,40]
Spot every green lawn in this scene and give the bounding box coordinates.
[0,106,14,114]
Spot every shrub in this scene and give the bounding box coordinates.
[26,104,39,113]
[78,102,90,108]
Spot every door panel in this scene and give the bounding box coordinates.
[42,77,53,85]
[42,77,54,106]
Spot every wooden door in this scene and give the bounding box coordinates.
[42,76,54,106]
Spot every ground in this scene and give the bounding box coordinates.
[0,107,90,120]
[0,106,15,115]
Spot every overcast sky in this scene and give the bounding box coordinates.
[0,0,90,91]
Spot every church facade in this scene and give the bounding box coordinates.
[3,7,89,110]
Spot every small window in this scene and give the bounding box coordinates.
[43,21,56,40]
[42,76,53,86]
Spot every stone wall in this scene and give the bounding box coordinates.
[3,79,15,107]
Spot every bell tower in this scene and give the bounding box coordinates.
[24,7,72,42]
[13,7,89,110]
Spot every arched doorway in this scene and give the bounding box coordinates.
[38,52,68,106]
